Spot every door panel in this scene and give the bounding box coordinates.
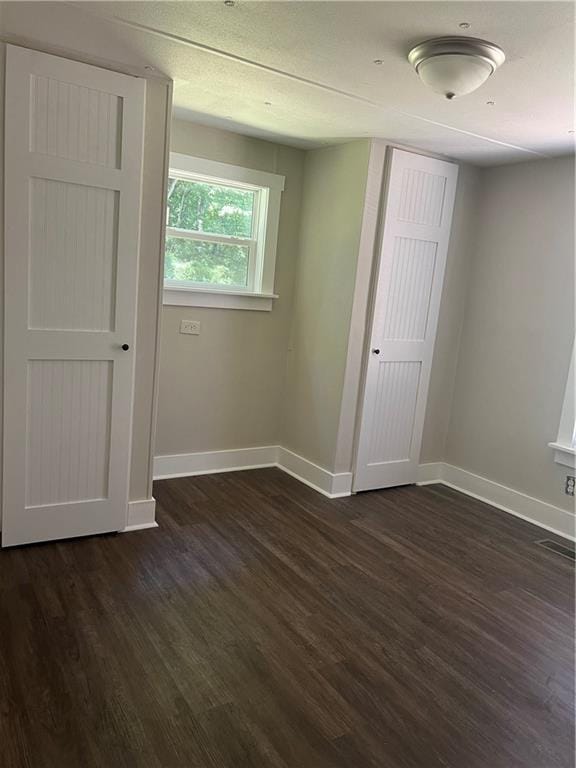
[29,180,119,331]
[3,45,145,547]
[381,237,438,341]
[397,166,447,226]
[30,74,123,168]
[368,361,421,464]
[26,360,113,507]
[354,149,458,492]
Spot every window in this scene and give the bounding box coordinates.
[166,178,256,289]
[549,341,575,468]
[163,153,284,310]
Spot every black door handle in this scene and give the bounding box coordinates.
[372,348,380,355]
[121,344,130,351]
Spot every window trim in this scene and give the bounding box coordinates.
[549,341,575,468]
[163,153,285,310]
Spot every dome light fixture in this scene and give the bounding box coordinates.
[408,36,505,100]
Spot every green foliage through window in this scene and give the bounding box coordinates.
[165,175,256,288]
[164,237,249,287]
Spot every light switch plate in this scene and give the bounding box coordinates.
[180,319,201,335]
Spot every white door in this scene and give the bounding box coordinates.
[2,45,145,546]
[354,149,458,492]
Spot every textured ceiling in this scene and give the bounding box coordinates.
[15,2,576,164]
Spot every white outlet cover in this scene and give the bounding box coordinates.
[180,319,201,335]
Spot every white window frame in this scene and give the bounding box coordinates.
[163,153,284,311]
[549,341,575,468]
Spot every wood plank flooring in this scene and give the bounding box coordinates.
[1,468,574,767]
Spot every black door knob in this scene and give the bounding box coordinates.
[121,343,130,351]
[372,348,380,355]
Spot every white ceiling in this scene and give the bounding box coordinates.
[24,2,576,164]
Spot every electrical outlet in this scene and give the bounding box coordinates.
[180,319,201,335]
[565,475,575,496]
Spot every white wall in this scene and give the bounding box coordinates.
[154,135,483,483]
[0,40,4,520]
[333,140,388,474]
[3,2,571,532]
[130,79,171,501]
[155,120,305,457]
[446,155,575,513]
[421,163,481,462]
[281,140,372,471]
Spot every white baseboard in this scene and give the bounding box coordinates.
[122,498,158,532]
[153,446,278,480]
[276,447,353,499]
[153,446,352,499]
[417,462,575,541]
[152,449,574,539]
[416,462,445,485]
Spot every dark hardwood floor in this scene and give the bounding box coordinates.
[1,468,574,768]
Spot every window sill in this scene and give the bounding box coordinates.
[163,286,278,311]
[548,441,576,469]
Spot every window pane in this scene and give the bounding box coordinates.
[164,236,250,287]
[167,177,255,238]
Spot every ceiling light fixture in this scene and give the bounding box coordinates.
[408,36,505,100]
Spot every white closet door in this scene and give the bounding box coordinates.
[2,45,145,546]
[354,149,458,492]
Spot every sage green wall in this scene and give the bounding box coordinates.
[445,155,575,512]
[280,141,372,471]
[155,120,305,456]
